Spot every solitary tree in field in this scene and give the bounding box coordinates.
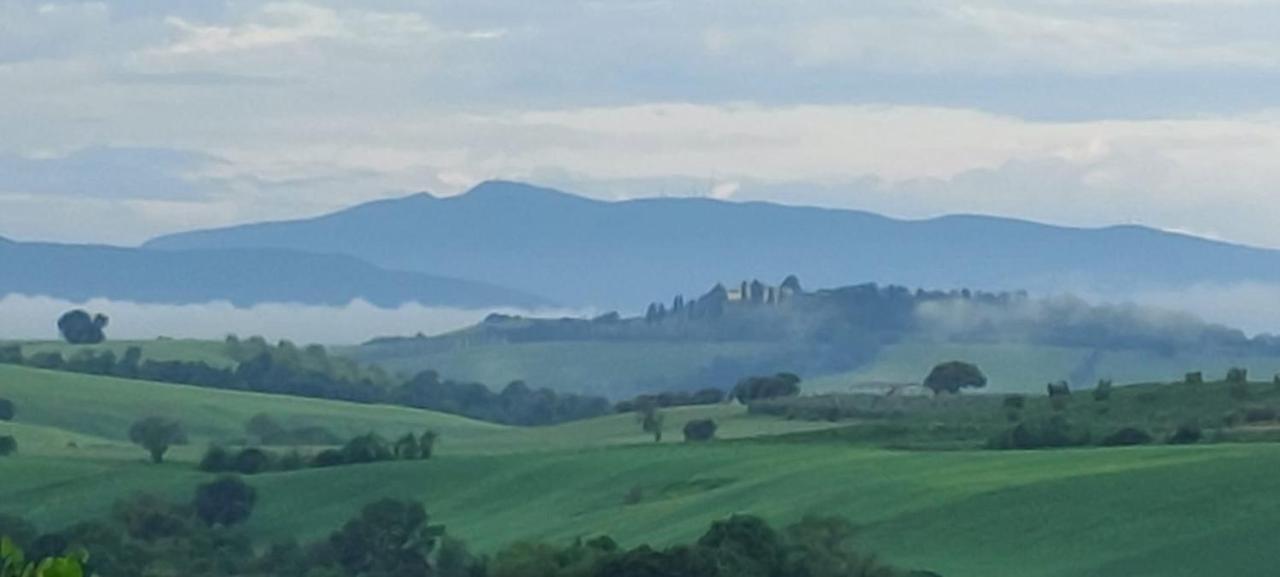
[923,361,987,395]
[194,475,257,527]
[56,309,109,345]
[418,430,438,459]
[637,402,665,442]
[128,417,187,464]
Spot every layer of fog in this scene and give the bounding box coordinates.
[0,296,591,344]
[916,282,1280,340]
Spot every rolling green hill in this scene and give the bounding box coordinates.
[4,440,1279,577]
[0,363,505,445]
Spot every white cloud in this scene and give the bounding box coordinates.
[0,295,588,344]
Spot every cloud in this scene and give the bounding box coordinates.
[0,295,588,344]
[0,147,225,199]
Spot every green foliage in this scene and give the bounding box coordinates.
[1227,367,1249,384]
[1167,424,1202,445]
[194,476,257,527]
[637,403,665,443]
[0,538,87,577]
[0,399,14,422]
[733,373,802,403]
[684,419,718,442]
[923,362,986,395]
[1092,380,1113,402]
[127,417,186,464]
[55,310,108,345]
[1099,427,1153,447]
[0,437,15,457]
[1185,371,1203,385]
[987,416,1090,450]
[326,499,444,577]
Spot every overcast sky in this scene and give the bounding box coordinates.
[3,0,1280,247]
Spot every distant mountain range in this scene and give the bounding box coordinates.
[147,180,1280,310]
[0,236,548,308]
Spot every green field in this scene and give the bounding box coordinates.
[8,361,1280,576]
[4,439,1280,577]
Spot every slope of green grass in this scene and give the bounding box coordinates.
[0,364,506,445]
[4,441,1280,577]
[9,339,235,367]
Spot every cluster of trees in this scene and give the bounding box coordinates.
[0,340,613,427]
[200,430,437,475]
[4,337,615,427]
[987,417,1202,450]
[0,489,933,577]
[0,398,14,456]
[614,388,726,413]
[395,371,610,426]
[732,373,802,403]
[923,362,987,395]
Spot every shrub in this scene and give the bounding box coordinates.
[1092,380,1113,402]
[987,416,1090,450]
[1168,424,1203,445]
[194,475,257,527]
[1242,406,1277,423]
[232,448,274,475]
[0,399,13,422]
[1100,427,1153,447]
[1046,381,1071,397]
[1227,367,1249,384]
[0,436,16,456]
[199,446,232,472]
[1185,371,1203,385]
[683,419,718,442]
[311,448,345,468]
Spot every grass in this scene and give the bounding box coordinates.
[5,441,1280,577]
[0,363,506,445]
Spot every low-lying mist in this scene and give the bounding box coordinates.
[0,295,589,344]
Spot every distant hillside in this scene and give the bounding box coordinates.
[0,239,549,308]
[149,180,1280,310]
[352,279,1280,397]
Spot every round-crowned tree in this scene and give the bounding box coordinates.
[923,361,987,395]
[194,475,258,527]
[57,309,109,344]
[128,417,187,464]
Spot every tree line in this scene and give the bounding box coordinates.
[0,338,614,427]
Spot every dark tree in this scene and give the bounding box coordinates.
[57,309,109,344]
[0,398,14,421]
[683,419,718,442]
[0,435,16,456]
[194,475,258,527]
[1092,379,1113,402]
[419,430,438,459]
[732,373,802,403]
[394,433,422,460]
[638,403,664,443]
[128,417,187,464]
[328,499,444,577]
[923,361,987,395]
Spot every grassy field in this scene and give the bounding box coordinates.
[9,362,1280,576]
[4,440,1280,577]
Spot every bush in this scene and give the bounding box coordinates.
[194,475,257,527]
[683,419,718,442]
[0,436,16,456]
[1242,406,1277,423]
[199,446,232,472]
[232,448,274,475]
[311,448,346,468]
[732,373,802,402]
[1227,367,1249,384]
[987,416,1090,450]
[1092,380,1113,402]
[0,399,13,421]
[1168,424,1203,445]
[1100,427,1153,447]
[1185,371,1204,385]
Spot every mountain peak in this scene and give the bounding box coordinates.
[460,180,595,204]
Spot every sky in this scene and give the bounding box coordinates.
[3,0,1280,247]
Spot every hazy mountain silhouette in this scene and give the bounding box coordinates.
[147,180,1280,309]
[0,239,549,308]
